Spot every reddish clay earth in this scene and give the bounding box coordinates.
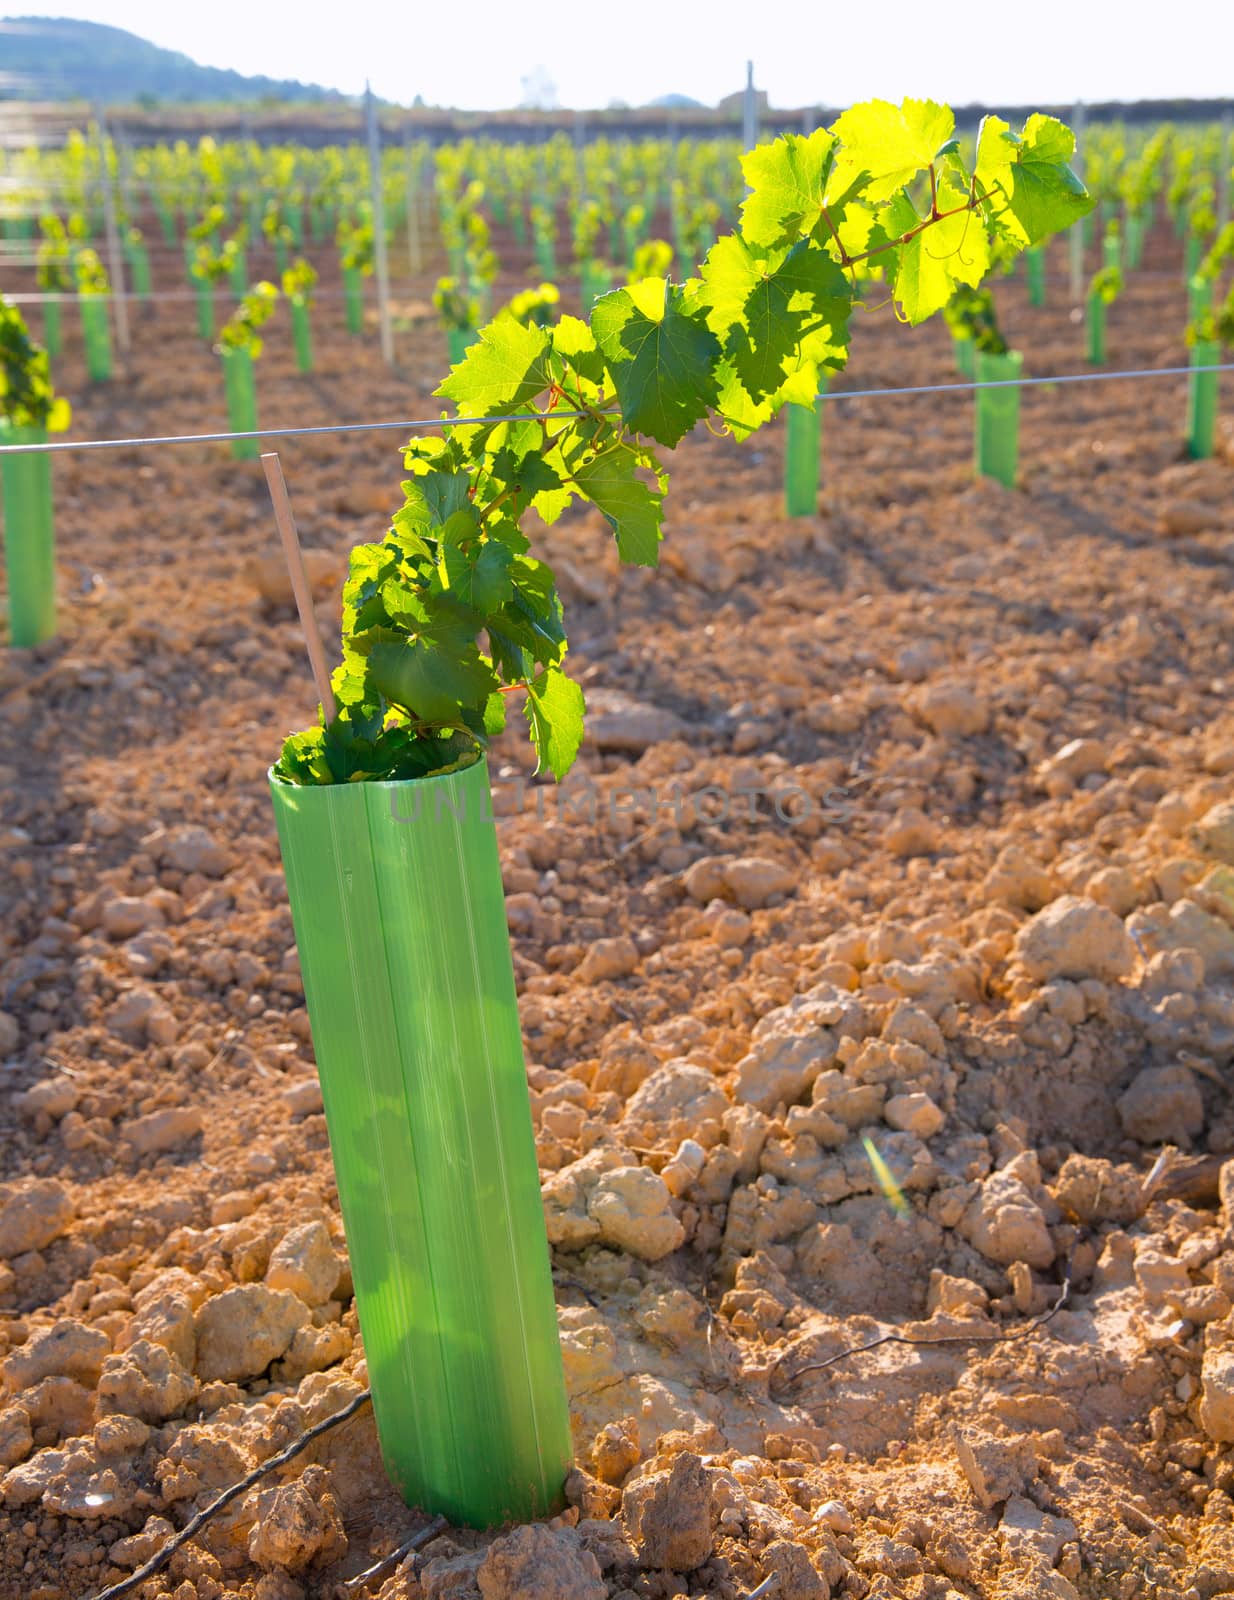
[1,216,1234,1600]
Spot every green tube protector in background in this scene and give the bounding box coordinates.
[1184,232,1202,282]
[268,758,572,1528]
[1126,211,1145,269]
[1187,340,1220,461]
[1086,294,1106,366]
[953,332,975,379]
[784,373,829,518]
[447,326,479,366]
[1189,274,1212,322]
[42,299,61,359]
[0,422,56,648]
[221,348,259,460]
[229,248,248,297]
[1103,232,1121,273]
[1025,246,1046,307]
[80,298,113,382]
[974,347,1023,488]
[196,280,214,340]
[128,246,152,301]
[291,299,314,372]
[343,267,364,334]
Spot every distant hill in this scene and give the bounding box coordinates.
[0,16,345,104]
[646,93,706,110]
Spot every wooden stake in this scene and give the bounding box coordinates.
[261,452,338,722]
[366,83,394,366]
[1069,99,1086,304]
[94,107,130,354]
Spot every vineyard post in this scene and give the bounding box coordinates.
[1069,99,1086,302]
[743,61,757,152]
[403,126,422,276]
[93,108,130,354]
[115,122,135,225]
[365,83,394,366]
[667,115,678,251]
[1220,113,1232,228]
[574,111,586,208]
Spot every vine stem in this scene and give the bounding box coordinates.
[821,181,992,272]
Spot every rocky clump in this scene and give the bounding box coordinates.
[247,1464,348,1573]
[477,1523,605,1600]
[621,1452,715,1571]
[1013,896,1133,983]
[0,1180,75,1258]
[193,1285,310,1383]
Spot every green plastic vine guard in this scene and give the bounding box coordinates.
[1025,246,1046,307]
[291,300,314,373]
[42,300,61,359]
[447,326,479,365]
[974,348,1023,488]
[1187,339,1220,460]
[0,421,56,648]
[1126,209,1145,269]
[79,298,112,382]
[229,249,248,297]
[275,236,290,276]
[343,267,364,335]
[268,757,572,1527]
[1086,293,1106,365]
[1189,274,1212,322]
[196,280,214,340]
[581,265,614,309]
[128,245,152,302]
[953,333,975,379]
[784,373,829,518]
[1184,232,1202,282]
[221,347,259,461]
[1103,233,1121,274]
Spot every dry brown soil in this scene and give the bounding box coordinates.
[1,213,1234,1600]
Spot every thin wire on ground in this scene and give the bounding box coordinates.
[88,1387,373,1600]
[1,363,1229,457]
[772,1248,1075,1392]
[337,1516,450,1595]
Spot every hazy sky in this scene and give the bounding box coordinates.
[10,1,1234,110]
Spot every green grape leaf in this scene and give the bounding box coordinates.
[569,445,664,566]
[273,726,332,785]
[831,98,955,205]
[443,537,514,611]
[436,317,553,414]
[363,627,497,725]
[740,129,837,249]
[976,114,1092,245]
[550,314,608,389]
[714,358,773,439]
[590,278,720,447]
[524,665,585,780]
[483,690,508,736]
[697,235,851,401]
[888,180,992,323]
